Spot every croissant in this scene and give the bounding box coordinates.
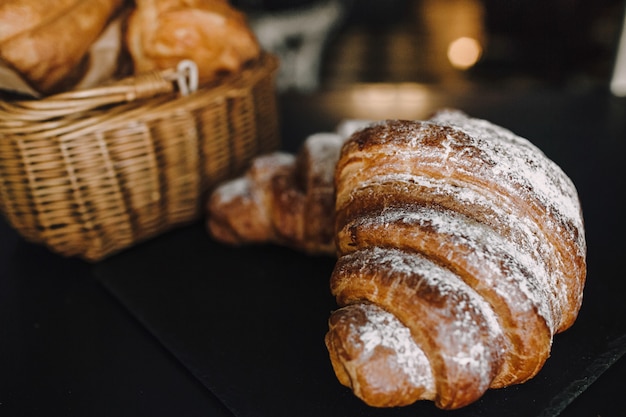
[325,110,587,409]
[207,132,345,255]
[126,0,261,84]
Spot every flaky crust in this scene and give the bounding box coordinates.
[206,133,345,255]
[325,110,587,409]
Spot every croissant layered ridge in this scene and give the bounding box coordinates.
[326,110,587,409]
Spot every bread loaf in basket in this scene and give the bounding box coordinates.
[0,53,280,261]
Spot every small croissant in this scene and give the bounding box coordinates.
[325,110,587,409]
[207,132,345,255]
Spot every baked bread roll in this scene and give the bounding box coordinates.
[126,0,261,84]
[207,132,344,255]
[0,0,77,44]
[0,0,124,94]
[325,110,587,409]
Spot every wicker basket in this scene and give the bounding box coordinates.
[0,53,280,261]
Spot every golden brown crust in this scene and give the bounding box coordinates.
[0,0,78,44]
[326,110,587,409]
[330,247,506,409]
[295,133,344,254]
[335,117,585,332]
[207,153,295,246]
[0,0,124,94]
[325,303,437,407]
[126,0,261,83]
[207,133,345,255]
[336,205,553,387]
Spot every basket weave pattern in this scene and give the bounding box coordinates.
[0,54,280,261]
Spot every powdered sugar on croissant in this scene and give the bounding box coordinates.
[325,110,587,409]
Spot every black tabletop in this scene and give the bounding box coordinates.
[2,84,625,417]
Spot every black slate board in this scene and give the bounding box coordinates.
[94,87,626,417]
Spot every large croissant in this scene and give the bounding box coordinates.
[206,110,587,409]
[325,110,587,409]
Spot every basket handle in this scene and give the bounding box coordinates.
[119,59,199,100]
[173,60,199,96]
[0,61,200,119]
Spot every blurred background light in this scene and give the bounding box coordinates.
[236,0,626,93]
[447,36,483,69]
[610,5,626,96]
[347,83,434,119]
